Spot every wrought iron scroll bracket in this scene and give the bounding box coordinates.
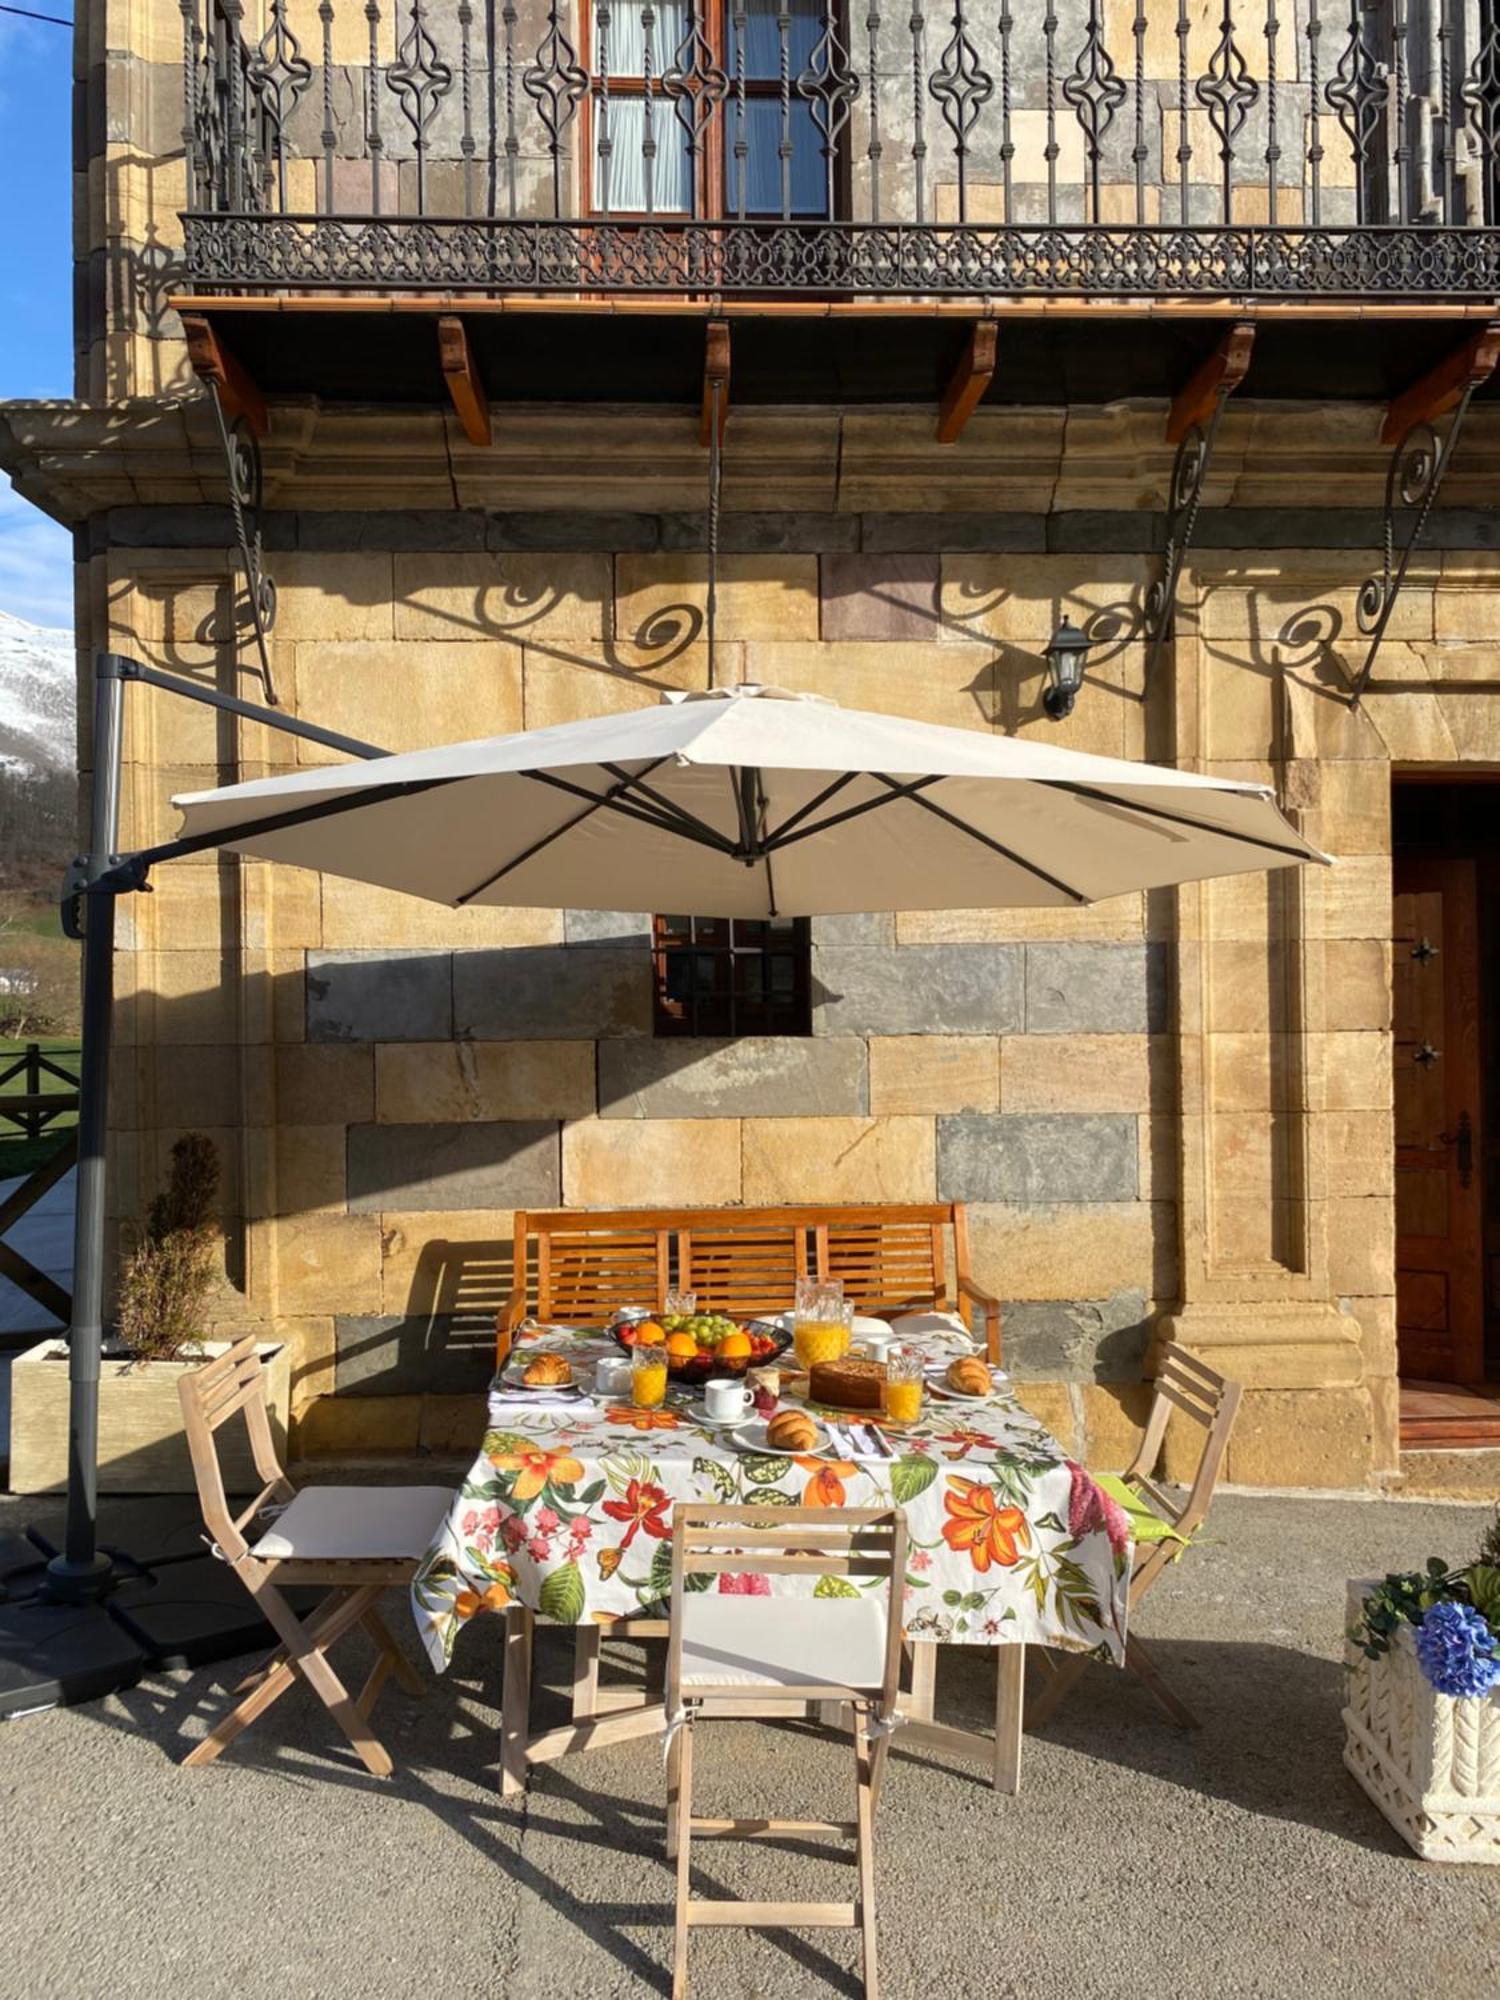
[1141,322,1255,702]
[204,379,281,706]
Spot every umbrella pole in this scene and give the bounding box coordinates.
[42,655,124,1600]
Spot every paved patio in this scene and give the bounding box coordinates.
[3,1483,1498,1999]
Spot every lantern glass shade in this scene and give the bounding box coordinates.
[1042,617,1092,719]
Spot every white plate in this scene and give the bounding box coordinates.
[730,1417,831,1457]
[690,1403,760,1430]
[924,1366,998,1403]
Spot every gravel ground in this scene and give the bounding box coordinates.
[2,1485,1499,2000]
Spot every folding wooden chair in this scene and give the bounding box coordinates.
[177,1335,452,1778]
[1027,1341,1242,1730]
[664,1504,907,2000]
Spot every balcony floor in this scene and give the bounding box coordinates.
[173,296,1500,413]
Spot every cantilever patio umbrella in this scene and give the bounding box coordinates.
[1,673,1328,1718]
[169,684,1328,910]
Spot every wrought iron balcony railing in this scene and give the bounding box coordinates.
[182,0,1500,299]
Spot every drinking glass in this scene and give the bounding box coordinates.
[882,1345,925,1426]
[663,1289,697,1320]
[793,1279,852,1371]
[631,1340,669,1409]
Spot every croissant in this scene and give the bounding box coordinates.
[766,1409,820,1453]
[523,1353,573,1388]
[946,1356,992,1397]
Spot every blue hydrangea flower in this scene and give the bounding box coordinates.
[1413,1599,1500,1698]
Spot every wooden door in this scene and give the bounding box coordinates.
[1393,858,1485,1383]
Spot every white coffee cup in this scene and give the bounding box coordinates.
[704,1378,754,1422]
[859,1332,895,1364]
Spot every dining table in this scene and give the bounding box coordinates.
[410,1318,1132,1795]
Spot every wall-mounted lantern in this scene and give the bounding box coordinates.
[1042,617,1093,720]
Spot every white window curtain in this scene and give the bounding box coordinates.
[596,0,692,212]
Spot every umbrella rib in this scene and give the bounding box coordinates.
[523,769,732,850]
[761,775,945,853]
[1046,781,1320,865]
[453,759,699,905]
[889,781,1092,905]
[119,776,456,878]
[761,770,860,846]
[599,764,738,851]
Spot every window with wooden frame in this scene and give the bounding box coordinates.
[652,915,812,1036]
[584,0,837,220]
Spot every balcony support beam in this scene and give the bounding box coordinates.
[936,323,998,444]
[699,321,730,448]
[1347,322,1500,705]
[438,316,492,447]
[181,314,268,440]
[1142,323,1256,702]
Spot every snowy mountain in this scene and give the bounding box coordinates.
[0,609,74,776]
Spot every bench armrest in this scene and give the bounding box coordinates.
[957,1273,1002,1366]
[494,1288,528,1365]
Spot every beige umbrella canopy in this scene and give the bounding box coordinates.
[172,685,1328,918]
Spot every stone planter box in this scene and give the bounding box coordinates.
[1343,1578,1500,1863]
[7,1340,290,1496]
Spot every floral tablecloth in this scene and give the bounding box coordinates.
[411,1324,1131,1672]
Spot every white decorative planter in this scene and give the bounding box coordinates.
[1343,1578,1500,1864]
[7,1340,289,1496]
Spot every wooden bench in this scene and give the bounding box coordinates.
[497,1203,1000,1362]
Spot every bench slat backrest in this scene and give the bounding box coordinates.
[812,1204,952,1315]
[516,1211,672,1327]
[679,1210,811,1320]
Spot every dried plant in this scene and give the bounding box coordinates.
[116,1134,220,1363]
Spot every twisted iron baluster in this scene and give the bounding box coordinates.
[596,1,612,215]
[525,0,586,218]
[867,1,881,222]
[733,0,747,218]
[320,0,335,212]
[1132,0,1146,223]
[388,0,454,215]
[1392,0,1408,223]
[1327,0,1385,226]
[999,3,1013,224]
[931,3,993,226]
[367,0,384,215]
[1062,0,1126,226]
[1176,0,1190,224]
[644,3,659,216]
[1043,2,1058,224]
[1264,0,1279,225]
[1307,0,1322,224]
[502,1,518,219]
[779,4,792,219]
[1438,0,1453,223]
[460,0,476,216]
[181,0,202,210]
[800,6,858,222]
[247,0,312,212]
[911,7,926,226]
[224,0,247,210]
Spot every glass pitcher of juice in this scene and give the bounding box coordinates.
[793,1278,852,1371]
[631,1342,668,1409]
[882,1345,925,1426]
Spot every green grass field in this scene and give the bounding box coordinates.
[0,1037,80,1182]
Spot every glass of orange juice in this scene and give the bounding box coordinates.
[882,1345,925,1426]
[793,1280,852,1371]
[631,1341,669,1409]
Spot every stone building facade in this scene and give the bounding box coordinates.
[8,0,1500,1489]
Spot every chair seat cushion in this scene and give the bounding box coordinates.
[1092,1473,1189,1547]
[251,1485,453,1563]
[681,1595,889,1690]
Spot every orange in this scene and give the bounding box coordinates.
[718,1329,752,1361]
[664,1331,697,1360]
[633,1320,666,1345]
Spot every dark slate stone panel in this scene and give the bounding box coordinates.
[346,1120,560,1212]
[937,1111,1139,1203]
[814,944,1024,1035]
[1023,942,1170,1035]
[598,1036,868,1118]
[453,945,652,1038]
[999,1292,1154,1383]
[307,949,453,1043]
[333,1313,498,1395]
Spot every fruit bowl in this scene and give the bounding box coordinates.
[610,1311,791,1382]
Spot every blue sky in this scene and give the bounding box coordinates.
[0,9,76,631]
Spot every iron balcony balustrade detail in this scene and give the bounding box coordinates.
[182,0,1500,299]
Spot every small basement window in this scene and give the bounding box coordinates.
[652,915,812,1037]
